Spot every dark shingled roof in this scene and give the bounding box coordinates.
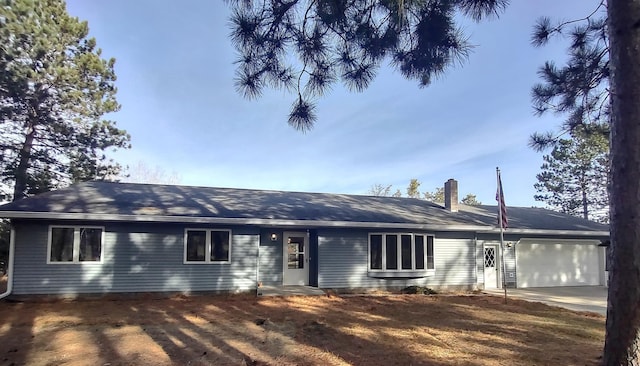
[0,181,609,234]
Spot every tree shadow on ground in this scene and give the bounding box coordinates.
[0,294,604,365]
[0,302,39,366]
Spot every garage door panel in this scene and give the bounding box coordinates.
[517,242,600,288]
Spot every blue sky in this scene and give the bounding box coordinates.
[65,0,599,207]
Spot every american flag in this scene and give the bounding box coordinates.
[496,170,508,229]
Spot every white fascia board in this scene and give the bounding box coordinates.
[517,237,603,244]
[0,211,609,236]
[0,211,489,231]
[477,228,610,237]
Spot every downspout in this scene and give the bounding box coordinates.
[513,239,521,288]
[473,233,478,290]
[0,227,15,299]
[256,238,261,296]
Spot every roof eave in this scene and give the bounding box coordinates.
[477,228,609,237]
[0,210,494,231]
[0,211,610,237]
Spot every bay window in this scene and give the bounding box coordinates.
[369,233,434,273]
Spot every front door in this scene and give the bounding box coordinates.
[483,244,500,289]
[283,232,309,285]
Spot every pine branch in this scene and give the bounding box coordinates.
[531,1,606,47]
[228,0,508,129]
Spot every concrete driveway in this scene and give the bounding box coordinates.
[483,286,608,315]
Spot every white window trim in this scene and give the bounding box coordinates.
[47,225,105,264]
[368,232,436,273]
[183,228,232,264]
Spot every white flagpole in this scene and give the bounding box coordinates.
[496,167,508,304]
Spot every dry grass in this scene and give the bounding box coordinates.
[0,293,604,365]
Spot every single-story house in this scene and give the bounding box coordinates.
[0,179,609,297]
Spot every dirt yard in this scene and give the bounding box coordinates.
[0,293,604,366]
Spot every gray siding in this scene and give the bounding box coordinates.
[503,242,517,286]
[429,232,477,288]
[12,221,259,295]
[317,229,476,289]
[475,237,484,286]
[258,229,283,286]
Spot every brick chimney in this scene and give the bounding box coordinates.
[444,179,459,212]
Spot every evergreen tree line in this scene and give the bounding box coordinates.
[367,178,481,205]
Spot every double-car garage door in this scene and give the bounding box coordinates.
[516,239,603,288]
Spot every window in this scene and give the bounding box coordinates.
[368,233,435,272]
[386,235,398,269]
[48,226,103,263]
[426,236,434,270]
[415,235,425,269]
[370,235,382,269]
[287,237,305,269]
[184,229,231,263]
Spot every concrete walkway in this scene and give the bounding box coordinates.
[483,286,608,315]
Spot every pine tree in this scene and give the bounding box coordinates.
[0,0,130,201]
[423,187,480,205]
[423,187,444,202]
[228,0,507,130]
[406,178,421,198]
[605,0,640,363]
[460,194,481,205]
[529,1,609,149]
[534,129,608,222]
[532,0,640,362]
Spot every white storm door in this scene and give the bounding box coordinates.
[283,232,309,285]
[484,244,499,289]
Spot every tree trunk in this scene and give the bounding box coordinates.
[12,122,36,201]
[603,0,640,364]
[581,177,589,220]
[582,189,588,220]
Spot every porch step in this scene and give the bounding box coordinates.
[257,285,326,297]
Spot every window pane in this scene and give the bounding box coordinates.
[287,253,304,269]
[50,228,74,262]
[288,237,304,251]
[288,253,297,269]
[79,228,102,262]
[401,235,412,269]
[370,235,382,269]
[210,231,230,262]
[386,235,398,270]
[427,236,435,269]
[186,231,206,261]
[415,235,425,270]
